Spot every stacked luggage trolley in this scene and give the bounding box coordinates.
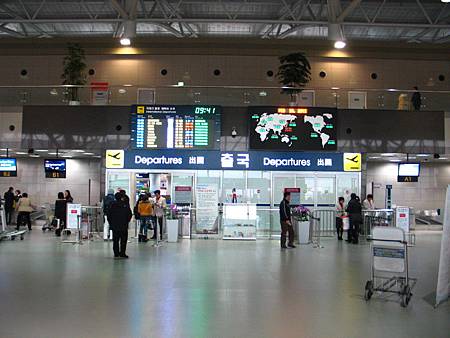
[364,226,416,307]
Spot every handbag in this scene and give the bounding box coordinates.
[342,216,350,230]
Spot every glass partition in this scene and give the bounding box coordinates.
[316,176,336,207]
[247,171,271,237]
[296,176,315,206]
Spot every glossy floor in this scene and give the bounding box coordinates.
[0,230,448,338]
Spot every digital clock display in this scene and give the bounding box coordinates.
[131,105,221,150]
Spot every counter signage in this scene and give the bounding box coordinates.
[395,207,410,232]
[174,186,193,204]
[66,204,82,229]
[110,149,350,172]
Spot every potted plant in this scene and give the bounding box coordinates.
[61,43,87,105]
[277,52,311,105]
[292,204,311,244]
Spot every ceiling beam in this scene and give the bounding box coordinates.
[0,24,26,38]
[337,0,362,22]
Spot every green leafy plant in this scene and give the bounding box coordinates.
[61,43,87,102]
[277,52,311,101]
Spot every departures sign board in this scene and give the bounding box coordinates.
[249,106,337,151]
[131,105,221,150]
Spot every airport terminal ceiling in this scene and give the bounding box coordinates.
[0,1,449,44]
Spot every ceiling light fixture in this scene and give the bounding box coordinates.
[334,40,346,49]
[119,20,136,46]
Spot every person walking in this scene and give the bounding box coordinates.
[336,196,346,240]
[279,191,296,249]
[107,192,132,259]
[151,190,166,240]
[16,193,34,231]
[346,193,363,244]
[411,86,421,111]
[138,194,153,242]
[64,190,73,203]
[54,192,68,233]
[3,187,15,225]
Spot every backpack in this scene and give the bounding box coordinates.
[103,194,115,214]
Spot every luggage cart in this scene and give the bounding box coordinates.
[364,226,416,307]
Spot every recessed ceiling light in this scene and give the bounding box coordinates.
[381,153,396,157]
[29,155,40,158]
[84,153,95,155]
[369,156,381,159]
[120,38,131,46]
[416,154,430,157]
[48,152,58,155]
[72,150,85,153]
[390,159,401,162]
[35,149,49,152]
[334,40,346,49]
[15,152,27,155]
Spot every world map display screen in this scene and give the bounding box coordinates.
[249,106,337,151]
[131,105,221,150]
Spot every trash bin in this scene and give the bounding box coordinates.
[167,219,179,243]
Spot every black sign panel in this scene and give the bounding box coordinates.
[397,176,418,183]
[249,106,337,151]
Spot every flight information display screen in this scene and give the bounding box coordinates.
[44,159,66,178]
[131,105,221,150]
[0,158,17,177]
[249,106,337,151]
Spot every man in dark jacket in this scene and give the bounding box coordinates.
[280,191,296,249]
[107,192,132,259]
[346,193,362,244]
[3,187,15,225]
[411,86,421,111]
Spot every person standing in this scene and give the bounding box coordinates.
[336,196,346,240]
[16,193,34,231]
[138,195,153,242]
[363,194,375,210]
[64,190,73,203]
[346,193,363,244]
[3,187,15,225]
[279,191,296,249]
[54,192,68,232]
[107,192,132,259]
[151,190,166,240]
[411,86,421,111]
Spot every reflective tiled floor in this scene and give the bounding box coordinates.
[0,230,448,338]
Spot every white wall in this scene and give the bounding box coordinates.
[0,158,101,207]
[366,162,450,212]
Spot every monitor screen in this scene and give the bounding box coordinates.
[131,105,221,150]
[0,158,17,177]
[248,106,337,151]
[44,159,66,178]
[398,163,420,177]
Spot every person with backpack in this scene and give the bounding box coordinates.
[346,193,363,244]
[102,189,115,240]
[137,194,153,242]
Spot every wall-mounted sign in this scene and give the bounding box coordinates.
[106,150,125,169]
[284,188,301,205]
[249,106,337,151]
[174,186,193,204]
[106,149,347,172]
[0,158,17,177]
[343,153,361,172]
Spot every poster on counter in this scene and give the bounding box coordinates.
[66,204,82,229]
[395,207,410,232]
[195,184,219,234]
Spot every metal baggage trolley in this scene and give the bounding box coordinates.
[364,226,416,307]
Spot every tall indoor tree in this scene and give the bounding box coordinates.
[61,43,87,104]
[277,52,312,104]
